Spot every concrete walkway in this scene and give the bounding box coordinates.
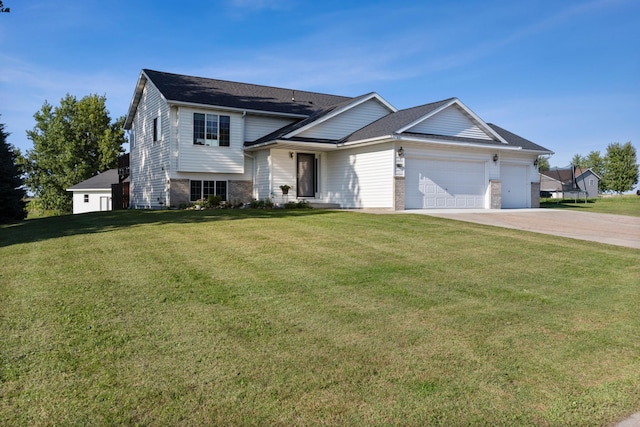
[398,209,640,249]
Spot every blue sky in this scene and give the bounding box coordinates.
[1,0,638,168]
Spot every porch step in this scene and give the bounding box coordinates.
[309,202,341,209]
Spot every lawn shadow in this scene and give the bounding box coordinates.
[0,208,335,248]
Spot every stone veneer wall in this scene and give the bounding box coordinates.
[531,182,540,208]
[229,180,253,205]
[394,176,405,211]
[490,180,502,209]
[169,179,190,208]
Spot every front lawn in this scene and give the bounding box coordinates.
[1,210,639,425]
[541,194,640,217]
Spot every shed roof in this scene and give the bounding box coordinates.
[67,169,119,191]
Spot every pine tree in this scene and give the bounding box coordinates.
[0,120,26,222]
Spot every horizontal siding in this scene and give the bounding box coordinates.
[255,150,270,199]
[407,105,492,140]
[130,81,170,208]
[245,115,297,142]
[271,149,296,197]
[326,143,394,208]
[176,107,244,174]
[298,99,390,140]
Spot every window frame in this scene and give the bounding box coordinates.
[193,113,230,147]
[84,194,89,203]
[190,180,228,202]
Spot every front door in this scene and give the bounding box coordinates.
[297,153,316,197]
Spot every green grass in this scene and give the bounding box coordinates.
[541,194,640,217]
[1,210,639,426]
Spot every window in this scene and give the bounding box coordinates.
[153,117,158,142]
[84,194,89,203]
[589,179,595,186]
[190,180,227,202]
[193,113,230,146]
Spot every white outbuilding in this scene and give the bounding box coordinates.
[66,169,119,214]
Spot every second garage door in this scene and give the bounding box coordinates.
[405,158,487,209]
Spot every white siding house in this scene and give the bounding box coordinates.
[124,70,553,210]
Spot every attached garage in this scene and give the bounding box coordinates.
[405,158,487,209]
[501,163,529,208]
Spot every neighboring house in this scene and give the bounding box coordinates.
[574,168,600,198]
[124,69,553,210]
[539,167,600,199]
[66,169,119,214]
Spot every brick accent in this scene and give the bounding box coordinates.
[394,176,405,211]
[531,182,540,208]
[169,179,190,208]
[490,180,502,209]
[229,180,252,205]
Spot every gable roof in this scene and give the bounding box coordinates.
[124,69,353,129]
[539,168,576,185]
[575,167,601,180]
[66,169,119,191]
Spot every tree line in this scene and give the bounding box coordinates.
[567,142,638,194]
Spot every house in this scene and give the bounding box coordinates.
[575,168,600,198]
[66,169,119,214]
[539,167,600,199]
[123,69,553,210]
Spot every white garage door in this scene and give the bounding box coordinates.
[501,164,529,208]
[405,158,486,209]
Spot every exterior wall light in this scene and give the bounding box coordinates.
[398,146,404,157]
[493,154,499,162]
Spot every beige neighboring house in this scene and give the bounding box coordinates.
[124,69,554,210]
[66,169,119,214]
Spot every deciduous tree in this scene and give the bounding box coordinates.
[603,142,638,194]
[0,120,26,222]
[21,94,126,213]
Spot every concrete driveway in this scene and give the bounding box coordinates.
[400,209,640,249]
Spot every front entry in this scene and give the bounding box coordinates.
[297,153,316,197]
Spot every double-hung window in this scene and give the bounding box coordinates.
[190,180,228,202]
[193,113,230,147]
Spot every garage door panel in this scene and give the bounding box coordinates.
[406,158,486,209]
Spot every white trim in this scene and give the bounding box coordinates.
[166,100,308,119]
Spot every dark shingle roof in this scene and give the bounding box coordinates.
[67,169,119,191]
[342,99,454,143]
[143,69,353,116]
[539,168,574,184]
[246,92,377,146]
[486,123,551,152]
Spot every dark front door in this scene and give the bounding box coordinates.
[297,153,316,197]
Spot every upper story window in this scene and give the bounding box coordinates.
[194,113,230,147]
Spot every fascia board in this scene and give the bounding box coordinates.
[124,71,149,129]
[395,135,523,151]
[283,93,396,139]
[166,100,308,119]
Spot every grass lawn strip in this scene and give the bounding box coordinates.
[1,210,639,425]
